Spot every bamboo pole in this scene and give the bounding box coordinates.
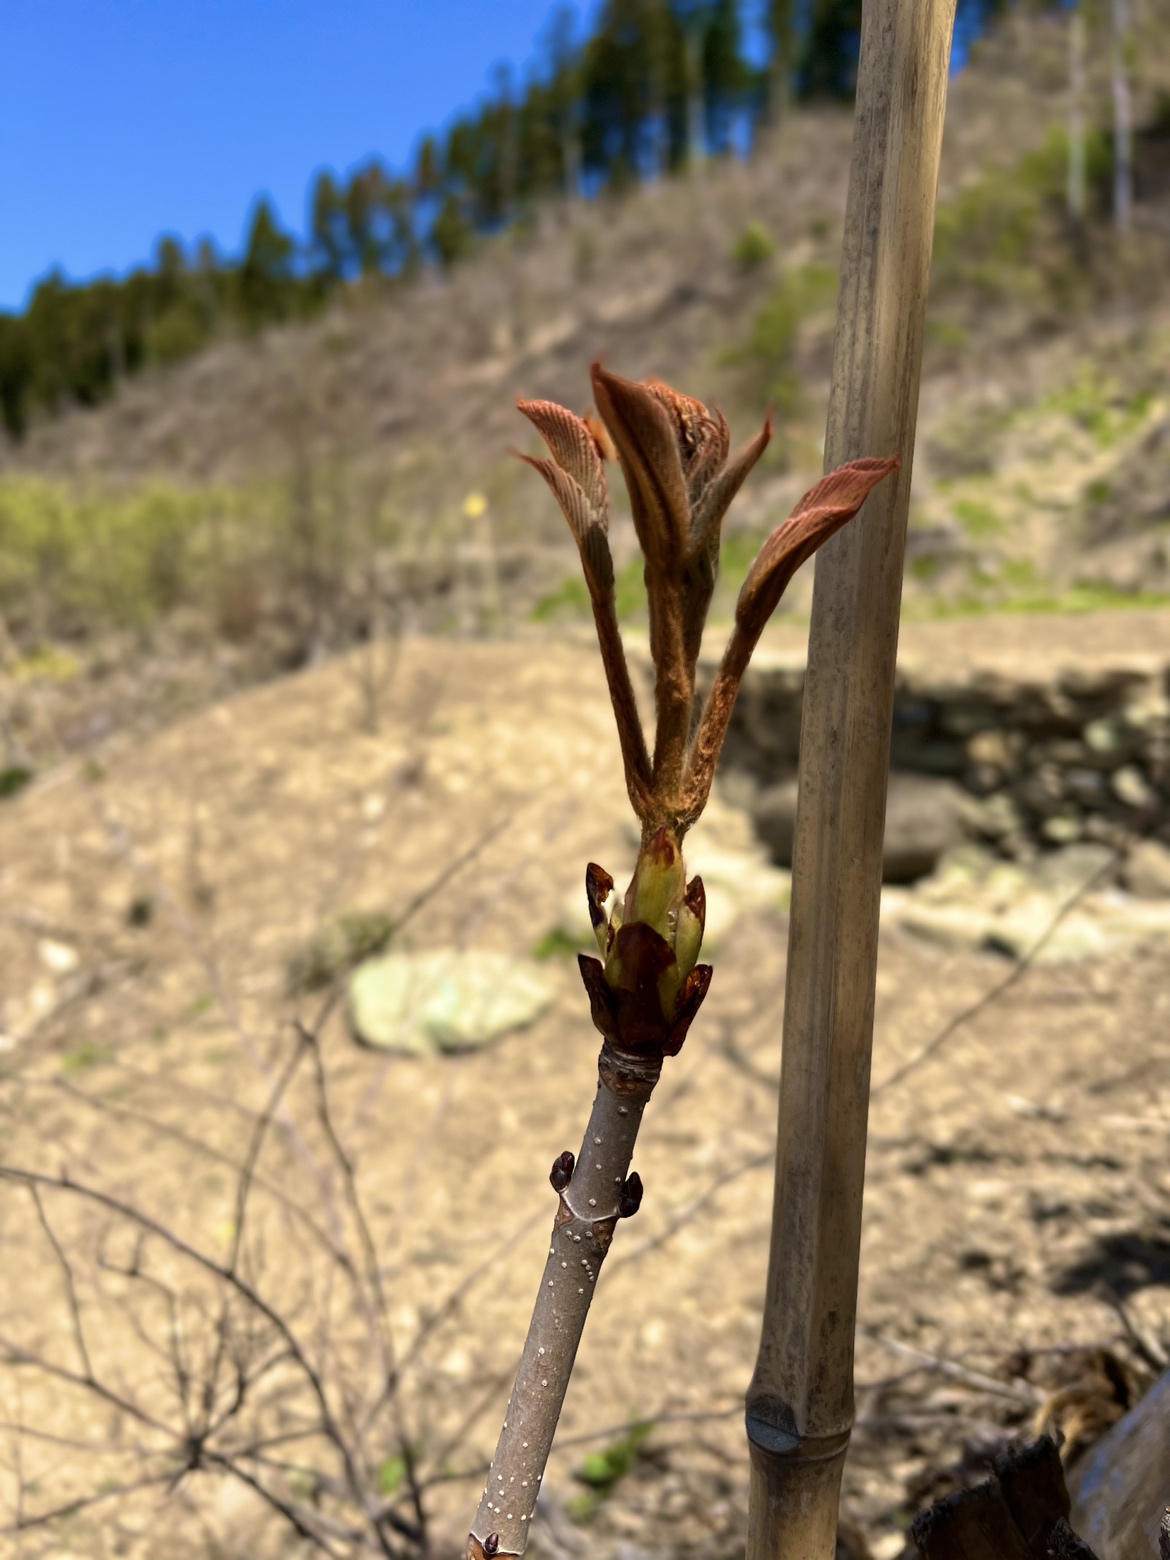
[745,4,957,1560]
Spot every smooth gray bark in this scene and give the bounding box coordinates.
[468,1044,657,1560]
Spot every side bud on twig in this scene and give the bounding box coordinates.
[618,1173,644,1218]
[549,1151,575,1192]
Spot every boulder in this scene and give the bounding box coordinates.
[1071,1369,1170,1560]
[751,772,965,884]
[1124,839,1170,899]
[349,950,559,1055]
[751,777,800,867]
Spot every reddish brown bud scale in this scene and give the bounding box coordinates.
[663,963,713,1057]
[549,1151,575,1192]
[618,1173,644,1218]
[585,862,614,933]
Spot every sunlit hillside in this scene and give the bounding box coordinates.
[1,4,1169,761]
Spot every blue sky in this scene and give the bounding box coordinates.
[0,0,597,310]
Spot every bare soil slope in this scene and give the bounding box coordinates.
[2,628,1168,1558]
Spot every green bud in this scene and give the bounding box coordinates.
[623,828,685,941]
[595,830,706,1025]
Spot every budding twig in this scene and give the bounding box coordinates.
[468,364,897,1560]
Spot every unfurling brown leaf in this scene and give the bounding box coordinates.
[681,454,900,829]
[590,365,692,569]
[517,393,652,814]
[517,398,608,524]
[737,455,901,640]
[515,370,886,839]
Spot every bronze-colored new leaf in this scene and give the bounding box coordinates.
[517,370,897,841]
[737,455,901,642]
[517,394,653,818]
[683,453,901,828]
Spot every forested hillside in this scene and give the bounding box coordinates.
[1,1,1169,767]
[0,0,1050,435]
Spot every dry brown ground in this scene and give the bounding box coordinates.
[1,629,1169,1560]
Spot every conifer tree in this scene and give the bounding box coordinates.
[238,199,295,327]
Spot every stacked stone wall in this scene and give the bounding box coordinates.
[711,658,1170,856]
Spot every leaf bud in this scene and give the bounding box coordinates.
[549,1151,575,1192]
[618,1173,644,1218]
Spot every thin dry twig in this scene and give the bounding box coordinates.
[856,1327,1043,1407]
[873,851,1121,1097]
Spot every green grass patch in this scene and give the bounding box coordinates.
[725,261,838,412]
[288,910,395,994]
[0,464,422,647]
[952,499,1007,539]
[731,220,776,270]
[908,555,941,583]
[531,927,584,961]
[567,1421,655,1522]
[531,557,646,625]
[904,582,1170,621]
[931,127,1110,304]
[530,574,591,622]
[61,1041,113,1075]
[614,557,645,620]
[379,1456,408,1496]
[1038,369,1155,449]
[925,318,971,350]
[0,765,33,799]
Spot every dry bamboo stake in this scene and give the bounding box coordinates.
[745,4,957,1560]
[466,365,898,1560]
